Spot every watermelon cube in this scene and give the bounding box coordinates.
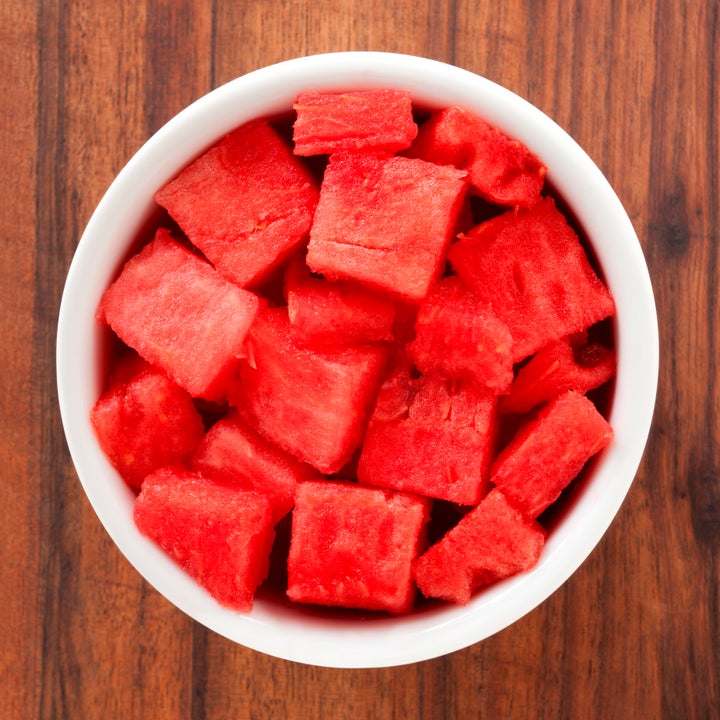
[406,105,546,207]
[491,390,614,518]
[306,151,468,302]
[448,197,616,361]
[501,332,616,414]
[286,480,431,613]
[413,488,546,605]
[409,276,514,393]
[358,367,498,505]
[292,89,418,155]
[230,305,388,474]
[285,257,395,345]
[134,467,275,611]
[155,120,320,288]
[91,366,205,489]
[98,229,259,401]
[191,411,317,522]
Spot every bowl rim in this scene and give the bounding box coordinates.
[56,51,659,668]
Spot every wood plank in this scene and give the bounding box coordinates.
[0,1,42,718]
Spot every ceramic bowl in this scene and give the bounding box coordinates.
[56,51,658,668]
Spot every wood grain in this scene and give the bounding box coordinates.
[2,0,718,718]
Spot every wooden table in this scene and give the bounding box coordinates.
[2,1,718,717]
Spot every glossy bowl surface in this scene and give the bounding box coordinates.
[57,52,658,668]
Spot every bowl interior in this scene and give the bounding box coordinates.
[56,51,658,668]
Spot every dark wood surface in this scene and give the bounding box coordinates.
[2,1,718,718]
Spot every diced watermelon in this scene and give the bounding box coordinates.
[98,229,259,401]
[409,276,514,393]
[501,332,616,414]
[91,366,205,489]
[286,480,431,613]
[285,257,395,345]
[306,151,468,302]
[358,367,498,505]
[94,96,621,618]
[491,390,614,518]
[361,358,416,424]
[134,467,275,611]
[230,305,388,474]
[292,89,418,155]
[191,411,317,522]
[155,120,319,289]
[448,197,616,361]
[413,488,546,605]
[406,105,546,207]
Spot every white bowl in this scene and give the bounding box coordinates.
[56,51,658,668]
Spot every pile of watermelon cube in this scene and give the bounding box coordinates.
[92,89,617,615]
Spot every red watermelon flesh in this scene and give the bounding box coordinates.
[448,197,616,362]
[98,229,259,401]
[413,488,546,605]
[230,305,388,474]
[501,332,616,414]
[409,276,514,393]
[306,151,468,302]
[406,105,546,207]
[286,480,431,613]
[491,390,614,519]
[191,411,317,523]
[358,368,498,505]
[361,359,416,424]
[94,95,620,617]
[134,467,275,612]
[292,89,418,155]
[285,257,395,345]
[155,119,319,289]
[91,367,205,489]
